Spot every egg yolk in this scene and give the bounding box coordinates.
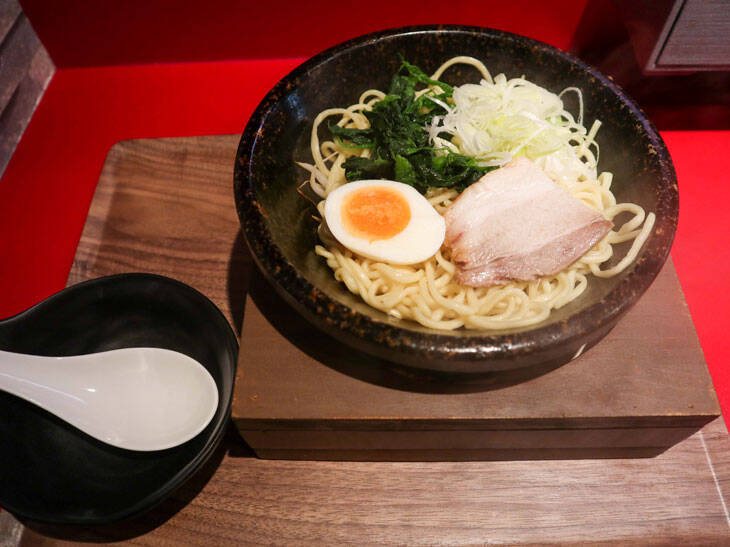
[341,186,411,241]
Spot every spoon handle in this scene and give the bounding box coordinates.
[0,350,83,418]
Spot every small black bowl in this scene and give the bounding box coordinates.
[0,273,237,525]
[234,25,678,374]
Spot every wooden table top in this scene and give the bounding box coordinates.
[7,135,730,545]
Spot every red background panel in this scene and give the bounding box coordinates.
[20,0,589,67]
[0,59,301,316]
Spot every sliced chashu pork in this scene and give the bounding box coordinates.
[443,157,613,287]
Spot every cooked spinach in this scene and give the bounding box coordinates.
[329,59,494,193]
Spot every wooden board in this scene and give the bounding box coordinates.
[234,254,718,460]
[12,135,730,544]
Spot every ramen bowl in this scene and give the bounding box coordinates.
[233,25,678,374]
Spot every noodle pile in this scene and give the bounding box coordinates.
[297,57,655,330]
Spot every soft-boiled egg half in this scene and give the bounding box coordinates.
[323,180,446,265]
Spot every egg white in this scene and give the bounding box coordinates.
[323,180,446,265]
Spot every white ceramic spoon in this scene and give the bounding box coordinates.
[0,347,219,451]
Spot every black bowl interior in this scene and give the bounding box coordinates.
[234,26,677,370]
[0,273,238,525]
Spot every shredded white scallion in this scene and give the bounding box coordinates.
[430,74,597,186]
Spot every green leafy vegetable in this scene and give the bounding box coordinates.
[331,58,495,193]
[340,156,392,180]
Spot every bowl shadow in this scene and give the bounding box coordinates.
[225,229,253,337]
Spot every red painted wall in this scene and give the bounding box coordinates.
[21,0,589,67]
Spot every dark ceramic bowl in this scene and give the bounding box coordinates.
[234,25,678,374]
[0,274,238,524]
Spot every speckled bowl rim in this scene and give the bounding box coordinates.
[234,24,678,365]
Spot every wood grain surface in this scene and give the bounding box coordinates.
[12,135,730,545]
